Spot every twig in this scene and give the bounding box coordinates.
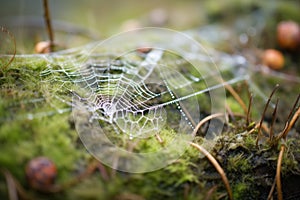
[189,142,233,200]
[276,144,285,200]
[256,84,279,146]
[192,113,225,136]
[43,0,54,52]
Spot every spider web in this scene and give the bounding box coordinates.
[42,48,199,139]
[38,29,245,141]
[4,27,291,172]
[29,28,253,172]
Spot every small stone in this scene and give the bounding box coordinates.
[262,49,285,70]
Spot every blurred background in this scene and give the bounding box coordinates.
[0,0,204,52]
[0,0,207,35]
[0,0,299,53]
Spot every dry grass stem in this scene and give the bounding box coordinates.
[224,84,248,114]
[248,122,270,135]
[280,106,300,139]
[284,106,300,137]
[267,178,276,200]
[189,142,233,200]
[192,113,225,136]
[256,84,279,146]
[277,94,300,139]
[276,144,285,200]
[43,0,54,51]
[284,94,300,123]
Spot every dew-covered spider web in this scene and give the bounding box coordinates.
[35,28,249,172]
[1,28,299,172]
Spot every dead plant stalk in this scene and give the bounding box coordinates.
[43,0,54,51]
[276,144,285,200]
[190,113,232,199]
[190,142,233,200]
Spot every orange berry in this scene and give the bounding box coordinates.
[277,21,300,50]
[262,49,285,70]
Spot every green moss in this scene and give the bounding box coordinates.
[1,1,300,199]
[233,182,250,200]
[226,97,244,114]
[67,176,107,200]
[227,153,251,173]
[279,139,300,175]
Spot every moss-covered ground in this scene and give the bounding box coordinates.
[1,0,300,199]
